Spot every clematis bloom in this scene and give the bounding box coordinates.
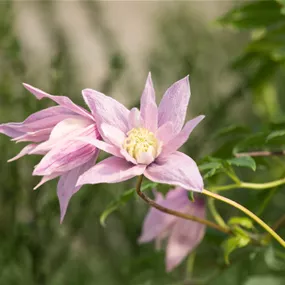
[0,84,100,221]
[77,73,204,192]
[138,187,206,272]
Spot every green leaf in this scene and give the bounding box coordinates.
[266,130,285,142]
[187,191,195,202]
[199,160,225,179]
[222,235,250,264]
[100,182,158,226]
[227,156,256,171]
[244,276,285,285]
[264,246,285,271]
[228,217,254,229]
[217,0,284,30]
[213,125,250,139]
[199,161,223,171]
[233,133,268,154]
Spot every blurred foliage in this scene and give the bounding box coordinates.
[0,1,285,285]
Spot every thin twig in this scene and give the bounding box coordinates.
[235,150,285,157]
[272,214,285,232]
[202,189,285,248]
[135,175,231,235]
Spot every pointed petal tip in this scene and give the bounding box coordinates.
[81,88,94,96]
[166,263,174,273]
[22,83,34,91]
[33,179,45,190]
[137,236,145,244]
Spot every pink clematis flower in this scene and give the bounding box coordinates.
[0,84,100,221]
[77,73,204,192]
[138,187,206,272]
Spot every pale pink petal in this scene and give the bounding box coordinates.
[49,117,91,141]
[23,83,93,120]
[140,73,158,132]
[128,108,142,129]
[138,192,175,243]
[0,106,76,138]
[162,115,205,156]
[8,144,38,162]
[158,76,190,134]
[156,121,174,145]
[139,190,188,243]
[77,156,146,186]
[76,137,122,157]
[34,172,62,190]
[144,151,203,192]
[82,88,130,133]
[100,123,126,147]
[12,128,53,143]
[0,124,25,138]
[30,120,95,155]
[136,150,155,165]
[33,126,98,176]
[166,199,206,272]
[120,149,138,165]
[57,156,97,222]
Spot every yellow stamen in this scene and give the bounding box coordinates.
[123,128,160,164]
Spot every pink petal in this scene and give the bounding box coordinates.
[30,119,94,155]
[77,156,146,186]
[12,128,53,143]
[49,117,91,140]
[23,83,93,120]
[0,124,24,138]
[76,137,122,157]
[82,88,130,133]
[136,149,155,165]
[138,192,173,243]
[120,149,138,165]
[34,172,62,190]
[138,190,187,243]
[162,115,205,156]
[140,73,158,132]
[8,144,38,162]
[166,200,206,272]
[144,151,203,192]
[156,121,174,145]
[57,156,97,222]
[0,106,77,138]
[100,123,126,147]
[158,76,190,135]
[33,125,98,176]
[128,108,142,129]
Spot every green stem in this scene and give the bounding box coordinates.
[185,252,196,280]
[208,198,228,229]
[135,176,230,235]
[256,188,277,216]
[202,189,285,248]
[211,177,285,192]
[225,169,241,184]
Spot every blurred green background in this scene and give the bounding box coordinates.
[0,1,285,284]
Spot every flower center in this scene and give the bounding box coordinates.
[123,127,160,164]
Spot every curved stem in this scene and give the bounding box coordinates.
[272,214,285,232]
[135,176,230,235]
[211,177,285,192]
[202,189,285,248]
[235,150,285,157]
[208,198,228,229]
